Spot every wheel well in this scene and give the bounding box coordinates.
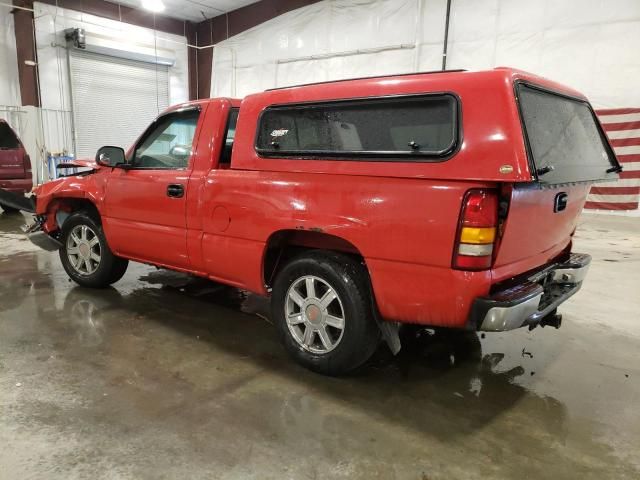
[263,229,364,287]
[48,198,101,230]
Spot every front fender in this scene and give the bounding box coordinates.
[33,173,106,216]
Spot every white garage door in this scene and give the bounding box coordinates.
[69,50,169,158]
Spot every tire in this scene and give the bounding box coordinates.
[271,251,380,376]
[59,211,128,288]
[0,203,20,214]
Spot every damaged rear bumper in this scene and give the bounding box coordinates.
[470,253,591,331]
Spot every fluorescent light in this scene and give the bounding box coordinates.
[141,0,165,13]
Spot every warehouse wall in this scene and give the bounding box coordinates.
[0,10,21,107]
[34,2,189,154]
[3,2,190,184]
[210,0,640,109]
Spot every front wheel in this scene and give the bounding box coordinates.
[59,212,128,288]
[271,251,380,376]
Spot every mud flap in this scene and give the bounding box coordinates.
[0,188,35,213]
[378,320,401,355]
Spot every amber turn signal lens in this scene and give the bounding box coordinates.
[459,226,496,244]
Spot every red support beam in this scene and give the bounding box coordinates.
[12,0,39,106]
[186,22,198,100]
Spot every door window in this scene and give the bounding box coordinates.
[133,109,200,169]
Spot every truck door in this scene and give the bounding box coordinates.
[103,107,203,269]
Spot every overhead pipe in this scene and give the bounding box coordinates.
[0,1,33,12]
[442,0,452,70]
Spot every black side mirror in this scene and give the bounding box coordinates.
[96,146,127,168]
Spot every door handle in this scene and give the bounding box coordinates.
[167,184,184,198]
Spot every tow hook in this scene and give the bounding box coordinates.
[540,311,563,329]
[527,309,563,331]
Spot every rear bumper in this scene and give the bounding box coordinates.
[470,253,591,331]
[0,178,32,193]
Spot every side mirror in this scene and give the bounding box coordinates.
[96,146,127,168]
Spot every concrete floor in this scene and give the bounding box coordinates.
[0,211,638,480]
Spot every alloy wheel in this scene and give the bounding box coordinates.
[285,275,346,354]
[66,224,101,275]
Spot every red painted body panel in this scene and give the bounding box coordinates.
[32,68,601,328]
[491,183,591,283]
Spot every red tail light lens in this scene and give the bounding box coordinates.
[453,189,499,271]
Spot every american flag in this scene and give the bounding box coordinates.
[585,108,640,211]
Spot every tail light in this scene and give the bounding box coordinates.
[453,189,498,270]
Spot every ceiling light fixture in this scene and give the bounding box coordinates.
[141,0,165,13]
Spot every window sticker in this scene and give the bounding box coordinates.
[271,129,289,137]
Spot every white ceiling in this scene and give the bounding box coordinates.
[115,0,260,23]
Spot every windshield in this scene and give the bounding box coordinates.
[517,83,619,184]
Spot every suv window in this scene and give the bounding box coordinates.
[255,94,458,160]
[133,109,200,169]
[0,122,21,150]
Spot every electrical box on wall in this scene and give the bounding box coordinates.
[64,28,86,49]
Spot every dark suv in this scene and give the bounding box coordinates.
[0,120,32,213]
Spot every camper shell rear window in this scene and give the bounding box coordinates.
[516,83,620,184]
[255,94,459,161]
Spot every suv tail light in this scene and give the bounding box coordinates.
[453,189,498,271]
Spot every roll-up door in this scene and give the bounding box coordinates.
[69,50,169,158]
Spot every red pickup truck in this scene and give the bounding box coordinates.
[18,68,620,375]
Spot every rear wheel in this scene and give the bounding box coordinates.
[59,212,128,288]
[271,251,380,375]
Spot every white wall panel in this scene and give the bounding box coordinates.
[33,1,188,159]
[212,0,640,109]
[0,9,21,107]
[446,0,640,108]
[211,0,447,98]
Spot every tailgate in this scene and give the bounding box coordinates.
[0,150,26,180]
[493,82,620,278]
[493,182,590,277]
[0,122,26,180]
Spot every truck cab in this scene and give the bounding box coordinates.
[23,68,620,375]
